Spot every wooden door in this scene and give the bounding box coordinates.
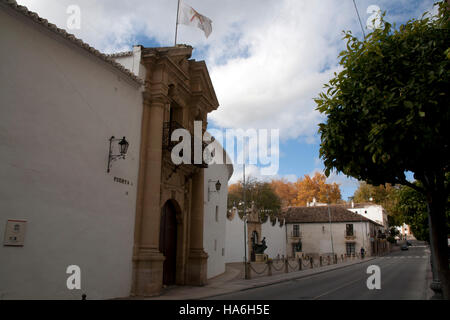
[159,201,178,285]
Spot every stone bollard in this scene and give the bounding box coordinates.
[310,257,313,269]
[298,258,302,271]
[267,260,272,276]
[319,256,323,267]
[284,259,289,273]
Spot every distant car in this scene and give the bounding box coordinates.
[406,241,412,246]
[401,245,409,251]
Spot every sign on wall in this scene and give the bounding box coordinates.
[3,220,27,246]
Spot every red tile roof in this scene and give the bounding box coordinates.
[282,205,381,225]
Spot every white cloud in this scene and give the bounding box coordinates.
[15,0,358,143]
[16,0,435,143]
[15,0,435,194]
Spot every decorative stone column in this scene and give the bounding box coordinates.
[132,94,167,297]
[186,168,208,285]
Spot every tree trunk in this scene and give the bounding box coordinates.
[428,190,450,299]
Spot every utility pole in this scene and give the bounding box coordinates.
[327,191,335,257]
[243,147,248,279]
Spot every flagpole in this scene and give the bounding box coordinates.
[174,0,180,46]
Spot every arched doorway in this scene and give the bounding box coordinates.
[159,200,179,286]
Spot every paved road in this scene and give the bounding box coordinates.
[208,242,430,300]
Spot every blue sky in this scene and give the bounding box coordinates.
[17,0,437,200]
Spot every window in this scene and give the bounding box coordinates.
[346,242,355,256]
[346,224,354,236]
[293,224,300,237]
[215,206,219,222]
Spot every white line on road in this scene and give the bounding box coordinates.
[311,260,400,300]
[312,277,365,300]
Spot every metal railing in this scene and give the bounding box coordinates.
[344,230,356,239]
[244,252,368,280]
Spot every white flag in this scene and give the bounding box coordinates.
[177,0,212,38]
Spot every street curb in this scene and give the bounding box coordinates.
[193,257,377,300]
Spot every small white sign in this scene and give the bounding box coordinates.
[3,220,27,246]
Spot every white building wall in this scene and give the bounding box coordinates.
[225,213,247,263]
[225,214,287,263]
[261,219,286,259]
[286,222,371,257]
[0,7,142,299]
[348,204,388,228]
[203,163,231,279]
[112,46,146,80]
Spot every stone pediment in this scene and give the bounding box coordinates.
[141,45,219,116]
[189,60,219,113]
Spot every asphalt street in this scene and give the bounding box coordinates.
[207,241,430,300]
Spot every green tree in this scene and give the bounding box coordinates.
[228,178,282,220]
[353,182,402,226]
[315,2,450,298]
[394,181,450,242]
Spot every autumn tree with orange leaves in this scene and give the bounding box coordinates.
[270,179,297,207]
[294,172,341,206]
[229,172,342,209]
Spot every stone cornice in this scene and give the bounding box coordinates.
[142,91,170,107]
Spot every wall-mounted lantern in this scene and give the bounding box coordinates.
[208,179,221,201]
[107,136,129,173]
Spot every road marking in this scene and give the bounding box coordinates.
[311,260,400,299]
[312,277,364,300]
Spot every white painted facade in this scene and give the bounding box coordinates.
[348,204,389,229]
[224,210,248,263]
[225,212,287,263]
[110,47,147,80]
[261,219,287,259]
[0,4,143,300]
[286,222,372,258]
[203,140,233,279]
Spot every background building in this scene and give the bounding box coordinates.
[347,202,389,230]
[283,206,387,258]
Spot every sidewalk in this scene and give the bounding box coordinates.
[142,257,376,300]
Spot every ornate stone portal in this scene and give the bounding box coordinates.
[131,45,219,297]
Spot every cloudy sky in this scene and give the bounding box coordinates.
[17,0,437,199]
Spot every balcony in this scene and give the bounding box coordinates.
[162,121,184,151]
[290,231,302,239]
[344,231,356,240]
[162,121,208,168]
